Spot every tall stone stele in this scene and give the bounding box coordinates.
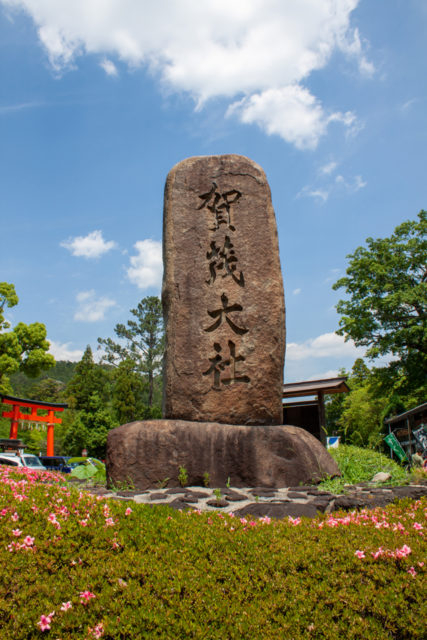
[162,154,285,425]
[106,155,341,489]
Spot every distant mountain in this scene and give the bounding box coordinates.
[9,361,78,399]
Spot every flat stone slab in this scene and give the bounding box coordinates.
[162,154,285,426]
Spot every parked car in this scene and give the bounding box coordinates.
[0,452,46,470]
[39,456,76,473]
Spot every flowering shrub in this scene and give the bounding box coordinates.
[0,466,425,638]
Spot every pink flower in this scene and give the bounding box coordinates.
[80,590,96,604]
[407,567,417,577]
[23,536,35,547]
[104,517,115,527]
[355,550,365,559]
[90,622,105,638]
[125,507,132,516]
[60,601,72,611]
[37,612,55,631]
[395,544,411,559]
[11,512,19,521]
[12,529,22,537]
[414,523,423,530]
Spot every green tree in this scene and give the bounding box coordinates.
[66,346,110,411]
[338,383,388,449]
[98,296,164,407]
[0,282,55,393]
[62,393,117,459]
[112,359,148,424]
[333,211,426,379]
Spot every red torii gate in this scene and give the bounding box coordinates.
[0,394,68,457]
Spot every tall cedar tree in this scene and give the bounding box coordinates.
[98,296,164,407]
[66,345,109,411]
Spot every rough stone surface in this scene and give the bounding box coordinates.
[106,420,340,490]
[162,154,285,425]
[371,472,391,483]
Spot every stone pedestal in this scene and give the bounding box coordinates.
[106,420,340,490]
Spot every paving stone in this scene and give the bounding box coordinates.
[235,502,320,519]
[332,495,367,511]
[249,488,277,497]
[184,490,210,499]
[288,486,316,492]
[223,491,247,501]
[287,491,308,499]
[310,498,333,513]
[392,486,427,500]
[206,498,229,508]
[168,498,195,511]
[149,493,169,501]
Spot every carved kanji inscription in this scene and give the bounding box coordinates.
[162,154,285,425]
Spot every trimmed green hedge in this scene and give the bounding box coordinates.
[0,467,425,639]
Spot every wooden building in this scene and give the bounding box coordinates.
[283,377,349,445]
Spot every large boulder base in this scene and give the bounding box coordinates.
[106,420,340,490]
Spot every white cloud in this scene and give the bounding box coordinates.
[296,186,329,202]
[48,340,83,361]
[0,101,44,115]
[74,290,116,322]
[127,239,162,290]
[298,171,366,202]
[307,369,341,381]
[286,332,365,361]
[61,230,117,258]
[228,86,356,150]
[320,161,337,175]
[292,288,301,296]
[100,58,118,76]
[354,175,367,190]
[1,0,372,149]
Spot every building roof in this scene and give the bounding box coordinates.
[384,402,427,425]
[283,377,349,398]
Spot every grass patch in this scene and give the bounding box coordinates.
[0,466,426,639]
[319,444,410,494]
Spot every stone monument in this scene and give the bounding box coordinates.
[106,155,340,489]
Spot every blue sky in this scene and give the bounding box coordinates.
[1,0,426,382]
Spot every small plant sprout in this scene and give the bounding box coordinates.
[226,476,231,489]
[178,466,188,487]
[213,488,222,502]
[203,471,210,488]
[157,477,170,489]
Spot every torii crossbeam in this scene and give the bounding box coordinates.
[0,394,68,456]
